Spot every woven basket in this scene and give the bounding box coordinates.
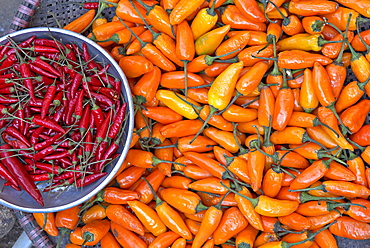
[7,0,370,248]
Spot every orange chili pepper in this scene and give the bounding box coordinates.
[306,126,338,149]
[183,152,230,179]
[340,99,370,133]
[171,238,187,248]
[261,167,283,198]
[142,107,183,124]
[100,232,121,248]
[234,0,266,23]
[184,165,214,180]
[236,61,270,96]
[160,72,205,89]
[278,50,332,69]
[110,221,147,248]
[192,194,226,248]
[155,139,174,176]
[162,175,192,189]
[215,32,251,60]
[317,107,354,151]
[116,0,148,24]
[169,0,205,25]
[203,127,240,153]
[220,5,267,31]
[322,31,354,59]
[329,216,370,240]
[33,212,59,237]
[293,180,370,198]
[302,16,325,35]
[282,15,304,36]
[127,200,167,236]
[142,179,193,240]
[106,204,144,235]
[335,79,369,113]
[272,70,294,131]
[347,153,368,187]
[213,207,249,245]
[116,166,146,189]
[288,0,338,16]
[160,188,207,214]
[80,219,110,246]
[323,6,360,31]
[119,55,153,78]
[135,169,166,203]
[56,205,80,230]
[159,120,203,138]
[307,209,344,230]
[82,204,107,224]
[133,66,161,104]
[64,10,96,33]
[346,198,370,223]
[279,212,311,231]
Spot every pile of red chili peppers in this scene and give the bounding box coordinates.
[0,35,127,206]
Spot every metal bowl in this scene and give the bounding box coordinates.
[0,27,134,213]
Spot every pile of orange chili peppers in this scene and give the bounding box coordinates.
[32,0,370,247]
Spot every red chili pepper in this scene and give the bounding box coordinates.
[23,105,31,135]
[0,95,18,104]
[92,86,119,100]
[34,146,56,161]
[96,111,112,144]
[95,138,120,173]
[41,83,57,119]
[5,36,36,55]
[74,90,85,121]
[30,45,60,54]
[92,103,104,129]
[43,151,71,160]
[25,159,61,175]
[0,162,19,188]
[70,73,83,99]
[66,97,78,125]
[34,133,63,151]
[83,43,103,70]
[76,172,107,187]
[30,127,44,145]
[29,63,59,78]
[53,92,63,107]
[89,92,115,106]
[58,157,73,167]
[32,115,65,133]
[0,54,17,74]
[0,144,44,205]
[108,103,127,139]
[84,130,93,157]
[34,39,63,49]
[32,57,61,77]
[0,41,11,61]
[5,126,31,147]
[19,62,36,101]
[79,104,91,135]
[30,173,51,181]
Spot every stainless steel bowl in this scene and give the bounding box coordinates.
[0,27,134,213]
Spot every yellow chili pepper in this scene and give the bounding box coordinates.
[156,90,200,119]
[277,34,337,51]
[195,25,231,55]
[208,61,244,111]
[191,1,218,40]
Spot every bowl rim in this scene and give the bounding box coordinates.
[0,27,134,213]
